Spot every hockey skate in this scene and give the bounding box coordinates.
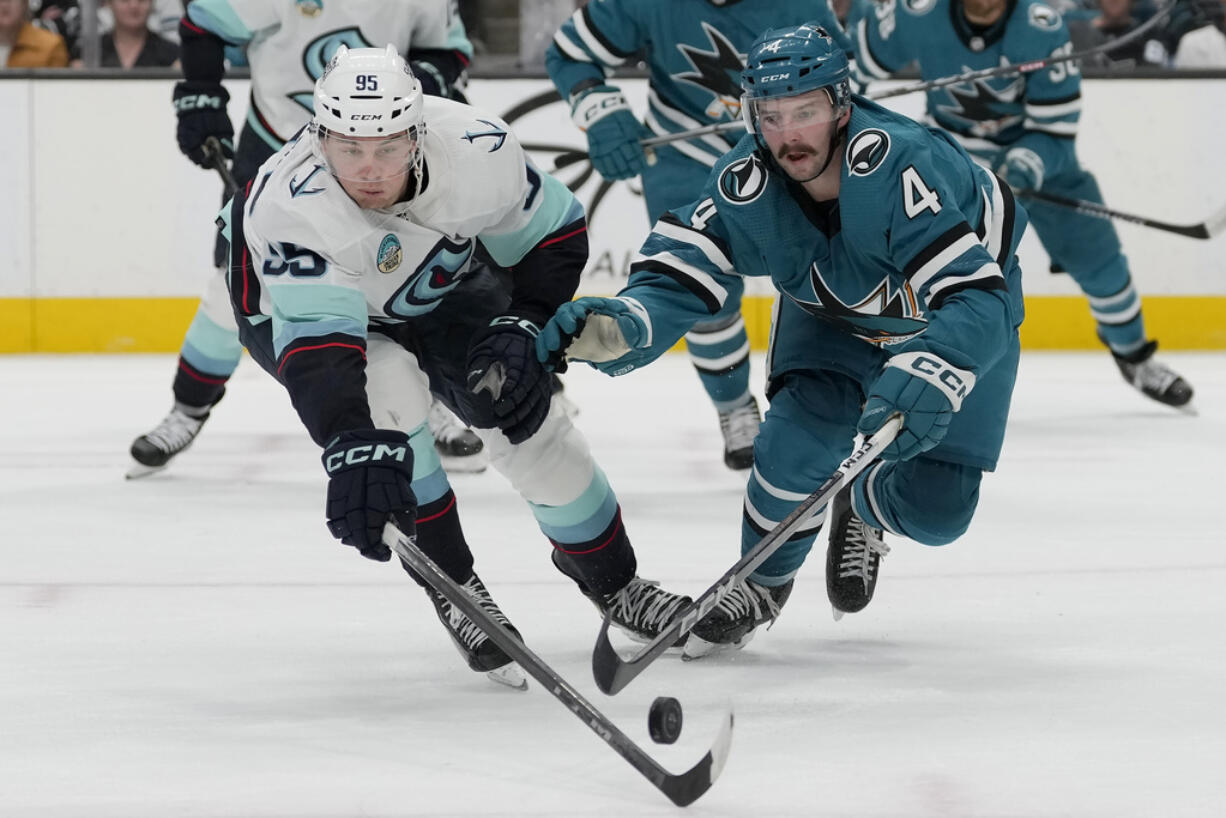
[1111,340,1194,410]
[425,572,528,690]
[682,578,793,659]
[127,403,210,478]
[586,577,692,645]
[826,485,889,620]
[718,396,761,470]
[428,399,488,474]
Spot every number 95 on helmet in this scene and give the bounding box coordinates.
[310,44,427,185]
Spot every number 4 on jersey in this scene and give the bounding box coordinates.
[901,165,942,219]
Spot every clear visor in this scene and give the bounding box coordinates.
[746,89,846,134]
[316,128,419,184]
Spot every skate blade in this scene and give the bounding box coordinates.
[681,633,752,661]
[832,607,844,622]
[1175,401,1199,417]
[438,454,489,474]
[125,461,167,480]
[486,662,528,690]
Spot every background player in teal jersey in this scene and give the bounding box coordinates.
[538,23,1028,656]
[128,0,484,477]
[854,0,1193,408]
[545,0,849,470]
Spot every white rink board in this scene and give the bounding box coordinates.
[2,76,1225,299]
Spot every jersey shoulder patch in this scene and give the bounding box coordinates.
[1027,2,1063,32]
[717,154,769,205]
[846,128,891,177]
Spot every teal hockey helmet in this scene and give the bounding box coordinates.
[741,23,851,135]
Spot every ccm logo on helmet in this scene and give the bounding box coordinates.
[350,114,384,120]
[760,73,791,82]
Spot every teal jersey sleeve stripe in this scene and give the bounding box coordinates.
[187,0,255,45]
[268,283,368,357]
[480,173,585,267]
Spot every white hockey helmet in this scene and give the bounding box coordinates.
[312,44,425,138]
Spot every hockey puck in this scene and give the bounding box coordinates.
[647,696,683,744]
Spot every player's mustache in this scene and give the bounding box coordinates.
[777,145,817,159]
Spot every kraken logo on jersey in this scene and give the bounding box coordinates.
[791,264,927,344]
[463,120,508,152]
[936,74,1024,137]
[384,237,473,317]
[290,28,377,114]
[377,234,403,273]
[718,155,768,204]
[296,0,323,18]
[676,23,748,120]
[847,129,890,177]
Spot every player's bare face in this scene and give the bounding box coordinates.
[323,132,416,209]
[961,0,1007,25]
[755,90,842,183]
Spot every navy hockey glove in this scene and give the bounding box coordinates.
[996,147,1044,192]
[571,86,651,181]
[173,81,234,168]
[322,429,416,562]
[858,352,976,461]
[466,316,552,444]
[536,297,651,376]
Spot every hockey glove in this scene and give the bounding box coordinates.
[322,429,417,562]
[571,86,651,181]
[466,316,552,444]
[858,351,976,461]
[536,297,651,376]
[996,147,1045,192]
[173,81,234,168]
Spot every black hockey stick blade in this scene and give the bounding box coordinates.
[383,522,733,807]
[592,415,903,696]
[1016,188,1226,240]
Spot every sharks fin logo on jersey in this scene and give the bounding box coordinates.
[1028,4,1062,31]
[718,155,767,204]
[295,0,322,18]
[847,129,890,177]
[936,73,1024,138]
[384,237,473,317]
[377,234,403,273]
[676,22,748,120]
[290,28,376,113]
[790,264,927,344]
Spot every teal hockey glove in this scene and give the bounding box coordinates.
[537,297,651,376]
[996,147,1045,192]
[858,352,976,461]
[571,86,651,181]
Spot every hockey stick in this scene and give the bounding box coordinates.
[870,0,1175,101]
[1015,188,1226,240]
[382,522,734,807]
[202,136,239,198]
[549,0,1175,169]
[591,414,903,696]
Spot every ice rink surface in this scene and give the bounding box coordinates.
[2,350,1224,817]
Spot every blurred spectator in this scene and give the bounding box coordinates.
[70,0,177,67]
[1171,0,1226,64]
[1068,0,1170,66]
[32,0,81,54]
[1,0,69,67]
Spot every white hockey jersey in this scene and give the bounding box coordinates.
[187,0,472,146]
[230,96,585,362]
